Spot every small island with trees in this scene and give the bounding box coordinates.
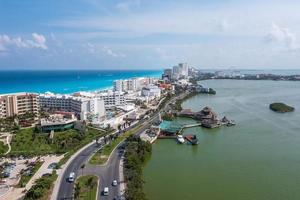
[269,102,295,113]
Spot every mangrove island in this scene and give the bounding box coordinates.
[269,102,295,113]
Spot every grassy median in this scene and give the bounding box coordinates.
[74,175,98,200]
[89,124,144,165]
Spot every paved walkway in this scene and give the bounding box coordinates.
[25,155,64,191]
[0,132,12,155]
[4,134,12,155]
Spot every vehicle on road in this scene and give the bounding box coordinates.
[103,187,109,196]
[112,180,118,186]
[68,172,75,182]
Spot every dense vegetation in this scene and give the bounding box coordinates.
[124,136,152,200]
[89,124,143,165]
[23,171,57,200]
[158,93,173,110]
[0,141,8,156]
[9,128,106,157]
[161,112,174,121]
[0,112,36,132]
[0,117,20,132]
[74,175,98,200]
[269,102,295,113]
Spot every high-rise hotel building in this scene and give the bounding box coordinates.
[113,77,157,92]
[0,93,39,118]
[39,92,106,120]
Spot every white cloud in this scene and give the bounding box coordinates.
[0,33,48,51]
[52,1,300,42]
[265,23,297,49]
[102,46,126,57]
[116,0,141,13]
[32,33,47,49]
[0,35,9,52]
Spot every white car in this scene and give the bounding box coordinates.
[68,172,75,182]
[104,187,109,196]
[112,180,118,186]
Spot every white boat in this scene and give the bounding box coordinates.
[177,135,185,144]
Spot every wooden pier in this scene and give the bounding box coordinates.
[178,123,202,133]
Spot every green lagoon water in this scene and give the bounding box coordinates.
[144,80,300,200]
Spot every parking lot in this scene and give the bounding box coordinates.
[0,155,63,200]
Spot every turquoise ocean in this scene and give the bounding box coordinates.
[0,70,162,94]
[1,69,299,95]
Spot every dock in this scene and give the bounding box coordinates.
[140,126,160,144]
[178,123,202,133]
[140,132,158,143]
[184,134,199,145]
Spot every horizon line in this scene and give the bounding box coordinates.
[1,68,300,71]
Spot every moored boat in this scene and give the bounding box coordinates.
[177,135,185,144]
[226,120,236,126]
[184,134,198,145]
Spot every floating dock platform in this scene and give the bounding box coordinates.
[184,134,199,145]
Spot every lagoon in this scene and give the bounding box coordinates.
[144,79,300,200]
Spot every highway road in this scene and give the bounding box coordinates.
[57,142,101,200]
[56,120,155,199]
[56,94,171,200]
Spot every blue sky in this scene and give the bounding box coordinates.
[1,0,300,70]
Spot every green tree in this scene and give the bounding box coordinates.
[74,182,81,199]
[80,163,85,176]
[86,177,97,200]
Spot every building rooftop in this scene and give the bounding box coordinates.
[159,120,182,133]
[0,92,38,97]
[39,92,91,101]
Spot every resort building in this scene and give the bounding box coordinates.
[141,85,161,98]
[163,63,190,81]
[0,93,39,118]
[163,69,173,81]
[114,77,157,92]
[178,63,189,78]
[37,111,77,133]
[96,90,126,108]
[195,106,220,128]
[74,90,128,108]
[172,65,181,80]
[39,92,105,120]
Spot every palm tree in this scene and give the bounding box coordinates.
[74,182,81,199]
[117,124,122,132]
[80,164,85,176]
[86,177,97,200]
